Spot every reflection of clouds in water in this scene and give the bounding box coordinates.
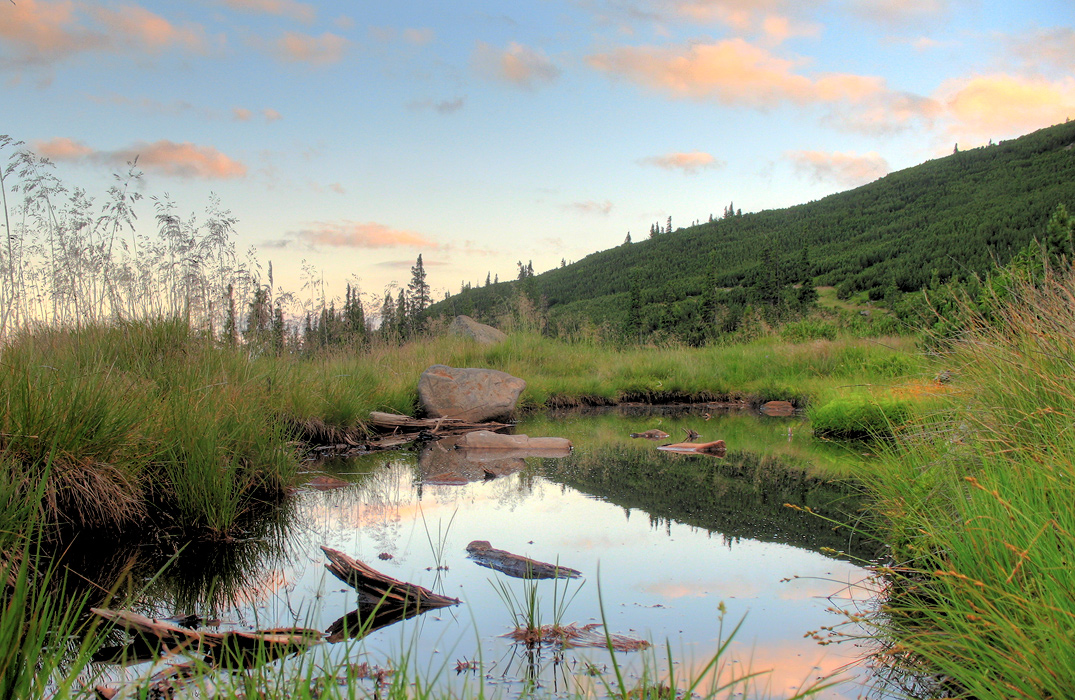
[678,637,865,700]
[641,580,752,600]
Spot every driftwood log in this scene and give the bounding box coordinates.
[656,440,727,455]
[369,411,511,434]
[322,546,461,610]
[465,541,582,579]
[89,608,322,669]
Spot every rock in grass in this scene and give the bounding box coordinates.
[418,365,526,423]
[449,315,507,345]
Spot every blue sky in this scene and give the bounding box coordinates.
[3,0,1074,307]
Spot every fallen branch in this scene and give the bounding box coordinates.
[322,546,461,610]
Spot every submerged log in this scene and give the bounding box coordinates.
[465,541,582,580]
[322,546,461,610]
[369,411,511,433]
[90,608,204,648]
[89,608,322,668]
[203,628,323,669]
[656,440,727,455]
[629,429,669,439]
[457,430,571,451]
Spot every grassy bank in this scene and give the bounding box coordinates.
[861,268,1075,698]
[0,321,929,536]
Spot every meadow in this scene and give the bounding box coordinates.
[5,140,1075,698]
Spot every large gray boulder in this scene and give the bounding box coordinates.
[449,315,507,345]
[418,365,526,422]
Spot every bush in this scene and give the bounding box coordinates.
[809,395,912,440]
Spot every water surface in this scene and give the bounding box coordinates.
[86,407,892,699]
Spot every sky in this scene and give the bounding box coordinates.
[3,0,1075,308]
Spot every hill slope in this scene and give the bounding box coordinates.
[431,121,1075,333]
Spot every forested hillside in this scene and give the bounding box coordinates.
[429,120,1075,340]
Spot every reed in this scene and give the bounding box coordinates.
[861,264,1075,698]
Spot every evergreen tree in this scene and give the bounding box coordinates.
[379,291,396,340]
[343,283,366,342]
[407,254,430,319]
[667,216,672,234]
[1044,203,1074,263]
[244,285,271,346]
[624,232,632,244]
[625,277,643,343]
[396,288,408,338]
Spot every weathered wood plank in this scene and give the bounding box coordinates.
[465,541,581,579]
[321,546,461,609]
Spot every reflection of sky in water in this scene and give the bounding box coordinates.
[223,456,888,700]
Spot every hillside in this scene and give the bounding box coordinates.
[430,120,1075,336]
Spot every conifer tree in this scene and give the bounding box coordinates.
[407,254,430,316]
[379,291,396,340]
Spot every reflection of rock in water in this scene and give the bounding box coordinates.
[419,435,530,484]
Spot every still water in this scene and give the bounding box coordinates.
[87,407,894,699]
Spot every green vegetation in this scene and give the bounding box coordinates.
[5,123,1075,698]
[430,121,1075,342]
[859,264,1075,698]
[0,316,924,537]
[808,395,917,440]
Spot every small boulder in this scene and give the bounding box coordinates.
[418,365,526,422]
[760,400,795,416]
[449,315,507,345]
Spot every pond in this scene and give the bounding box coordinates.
[74,406,898,699]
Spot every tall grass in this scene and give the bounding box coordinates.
[0,321,300,536]
[862,266,1075,698]
[1,312,932,537]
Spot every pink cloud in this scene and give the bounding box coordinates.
[0,0,103,65]
[472,41,560,89]
[938,74,1075,142]
[267,31,349,64]
[34,136,93,160]
[296,221,438,249]
[640,151,724,174]
[216,0,316,24]
[0,0,212,71]
[263,107,282,122]
[232,107,253,121]
[35,137,246,179]
[118,140,247,179]
[787,150,890,187]
[88,4,208,54]
[587,39,884,108]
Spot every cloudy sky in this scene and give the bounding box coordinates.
[3,0,1074,305]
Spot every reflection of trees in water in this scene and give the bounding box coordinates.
[541,446,877,560]
[297,457,416,558]
[44,498,301,622]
